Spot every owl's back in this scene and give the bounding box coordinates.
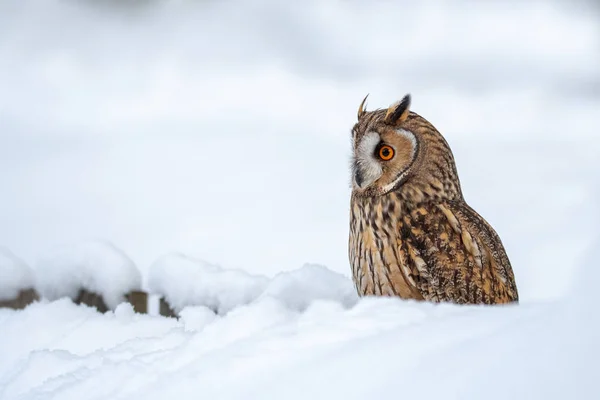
[349,192,518,304]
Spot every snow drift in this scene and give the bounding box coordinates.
[0,237,598,399]
[0,243,598,399]
[149,254,359,314]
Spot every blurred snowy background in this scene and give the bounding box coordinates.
[1,1,600,399]
[1,0,599,301]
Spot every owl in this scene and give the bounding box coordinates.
[348,94,518,305]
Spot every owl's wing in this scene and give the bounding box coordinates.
[399,201,518,304]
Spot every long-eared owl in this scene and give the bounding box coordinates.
[348,94,518,304]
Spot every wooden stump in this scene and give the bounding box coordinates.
[159,297,177,318]
[74,289,109,313]
[126,290,148,314]
[1,288,184,319]
[0,288,39,309]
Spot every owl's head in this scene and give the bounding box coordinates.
[351,94,463,203]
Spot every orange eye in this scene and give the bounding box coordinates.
[378,145,394,161]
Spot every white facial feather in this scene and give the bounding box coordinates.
[354,131,382,189]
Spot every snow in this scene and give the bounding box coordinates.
[148,253,269,314]
[0,252,598,399]
[0,248,34,301]
[149,255,357,314]
[0,0,599,398]
[33,241,142,309]
[260,263,359,311]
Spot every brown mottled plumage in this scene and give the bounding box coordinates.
[349,94,518,304]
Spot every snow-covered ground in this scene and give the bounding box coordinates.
[0,0,599,399]
[0,250,598,399]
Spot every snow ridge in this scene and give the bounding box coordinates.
[148,254,359,314]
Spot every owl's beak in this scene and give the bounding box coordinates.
[352,131,384,190]
[354,168,365,189]
[353,158,382,190]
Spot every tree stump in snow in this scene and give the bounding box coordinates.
[0,288,39,309]
[126,290,148,314]
[159,297,177,318]
[74,289,109,313]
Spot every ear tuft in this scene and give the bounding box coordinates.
[357,94,369,120]
[384,94,411,125]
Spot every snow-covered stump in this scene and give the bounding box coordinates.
[34,241,142,312]
[0,247,38,309]
[148,253,359,317]
[126,290,149,314]
[148,253,269,316]
[0,288,39,310]
[159,297,177,318]
[74,289,109,313]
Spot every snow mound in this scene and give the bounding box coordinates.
[0,247,35,301]
[148,253,269,314]
[33,241,141,309]
[178,305,218,332]
[149,256,359,314]
[260,263,359,311]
